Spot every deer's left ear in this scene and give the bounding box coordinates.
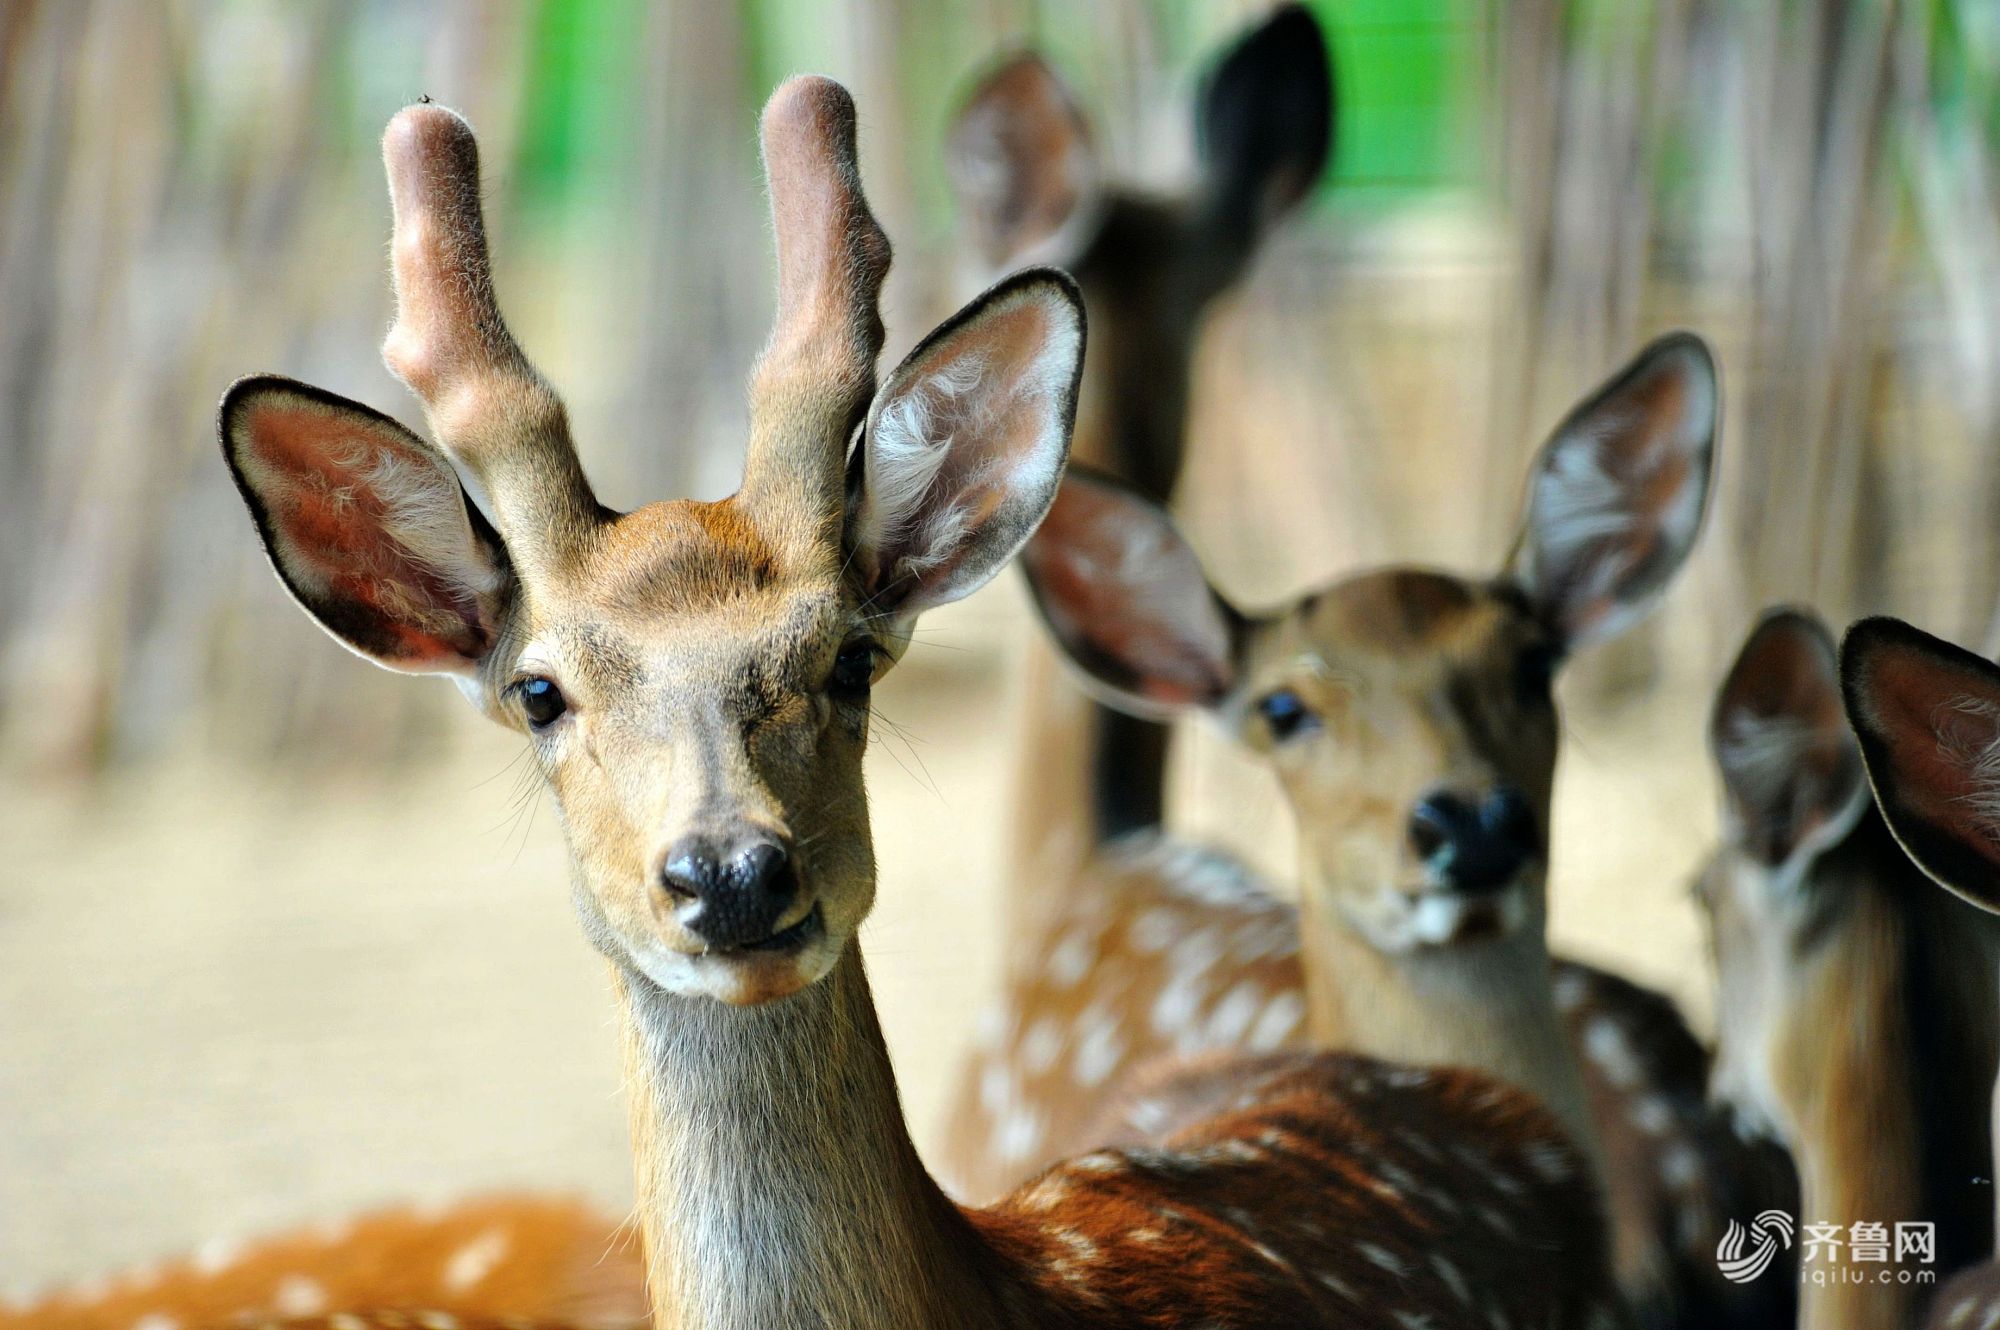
[1196,3,1336,238]
[845,268,1085,630]
[1511,332,1719,653]
[1842,617,2000,914]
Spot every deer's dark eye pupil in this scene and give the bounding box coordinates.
[831,643,875,696]
[1257,689,1317,741]
[521,677,567,728]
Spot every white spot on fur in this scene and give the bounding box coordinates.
[1071,1009,1127,1088]
[132,1316,178,1330]
[1583,1016,1643,1089]
[1128,907,1183,954]
[1358,1242,1407,1276]
[1430,1252,1471,1303]
[443,1227,510,1291]
[274,1275,327,1316]
[1631,1096,1674,1136]
[1246,990,1304,1050]
[1046,928,1096,988]
[416,1313,461,1330]
[192,1236,242,1275]
[1020,1017,1063,1074]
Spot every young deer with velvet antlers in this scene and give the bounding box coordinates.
[168,82,1626,1330]
[939,338,1799,1329]
[1698,610,1997,1330]
[1835,619,2000,1329]
[947,4,1334,900]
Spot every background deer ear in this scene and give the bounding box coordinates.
[1196,2,1336,239]
[1017,468,1242,721]
[1841,617,2000,913]
[846,269,1084,629]
[1511,332,1718,652]
[946,53,1098,269]
[220,376,508,677]
[1711,609,1866,869]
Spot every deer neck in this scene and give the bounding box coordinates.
[1295,877,1600,1167]
[614,947,1006,1330]
[1781,824,2000,1318]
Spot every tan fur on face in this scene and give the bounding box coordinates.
[1240,572,1559,954]
[457,497,874,1007]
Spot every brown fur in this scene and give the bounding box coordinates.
[0,1198,645,1330]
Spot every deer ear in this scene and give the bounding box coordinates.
[1512,332,1718,652]
[220,376,508,676]
[1711,609,1866,870]
[1841,617,2000,914]
[1196,3,1335,237]
[1018,468,1241,721]
[946,53,1098,269]
[846,269,1084,629]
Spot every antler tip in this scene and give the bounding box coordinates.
[383,102,478,200]
[761,75,857,153]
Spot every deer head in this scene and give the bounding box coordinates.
[1698,608,1872,1143]
[1017,334,1717,955]
[946,3,1332,501]
[219,84,1084,1009]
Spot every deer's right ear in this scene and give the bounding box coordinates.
[220,376,508,677]
[1018,469,1242,721]
[1841,617,2000,914]
[946,53,1098,268]
[1710,609,1866,869]
[1511,332,1719,653]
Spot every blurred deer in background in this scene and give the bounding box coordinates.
[945,4,1334,910]
[939,335,1799,1329]
[1699,610,1998,1330]
[0,1199,645,1330]
[1837,618,2000,1329]
[79,80,1636,1330]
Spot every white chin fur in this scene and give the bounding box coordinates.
[1358,884,1531,951]
[629,932,843,1005]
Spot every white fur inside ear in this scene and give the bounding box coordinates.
[1940,694,2000,831]
[351,443,504,597]
[1523,350,1714,644]
[853,282,1081,612]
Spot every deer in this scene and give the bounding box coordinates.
[0,1198,646,1330]
[1834,617,2000,1329]
[945,4,1335,913]
[1696,608,1999,1330]
[937,335,1801,1330]
[123,79,1640,1330]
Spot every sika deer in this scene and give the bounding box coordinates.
[1836,618,2000,1328]
[0,1198,645,1330]
[1699,609,1997,1330]
[947,5,1334,894]
[941,340,1798,1328]
[184,82,1625,1330]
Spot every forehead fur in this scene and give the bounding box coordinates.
[1293,569,1531,662]
[578,497,842,617]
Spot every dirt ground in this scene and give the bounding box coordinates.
[0,574,1719,1293]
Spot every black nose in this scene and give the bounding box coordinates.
[659,835,797,948]
[1408,788,1539,894]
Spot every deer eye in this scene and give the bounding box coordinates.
[1256,689,1319,742]
[518,677,568,728]
[829,642,877,697]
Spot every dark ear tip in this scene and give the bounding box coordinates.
[218,374,306,449]
[1750,604,1834,649]
[1641,329,1718,382]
